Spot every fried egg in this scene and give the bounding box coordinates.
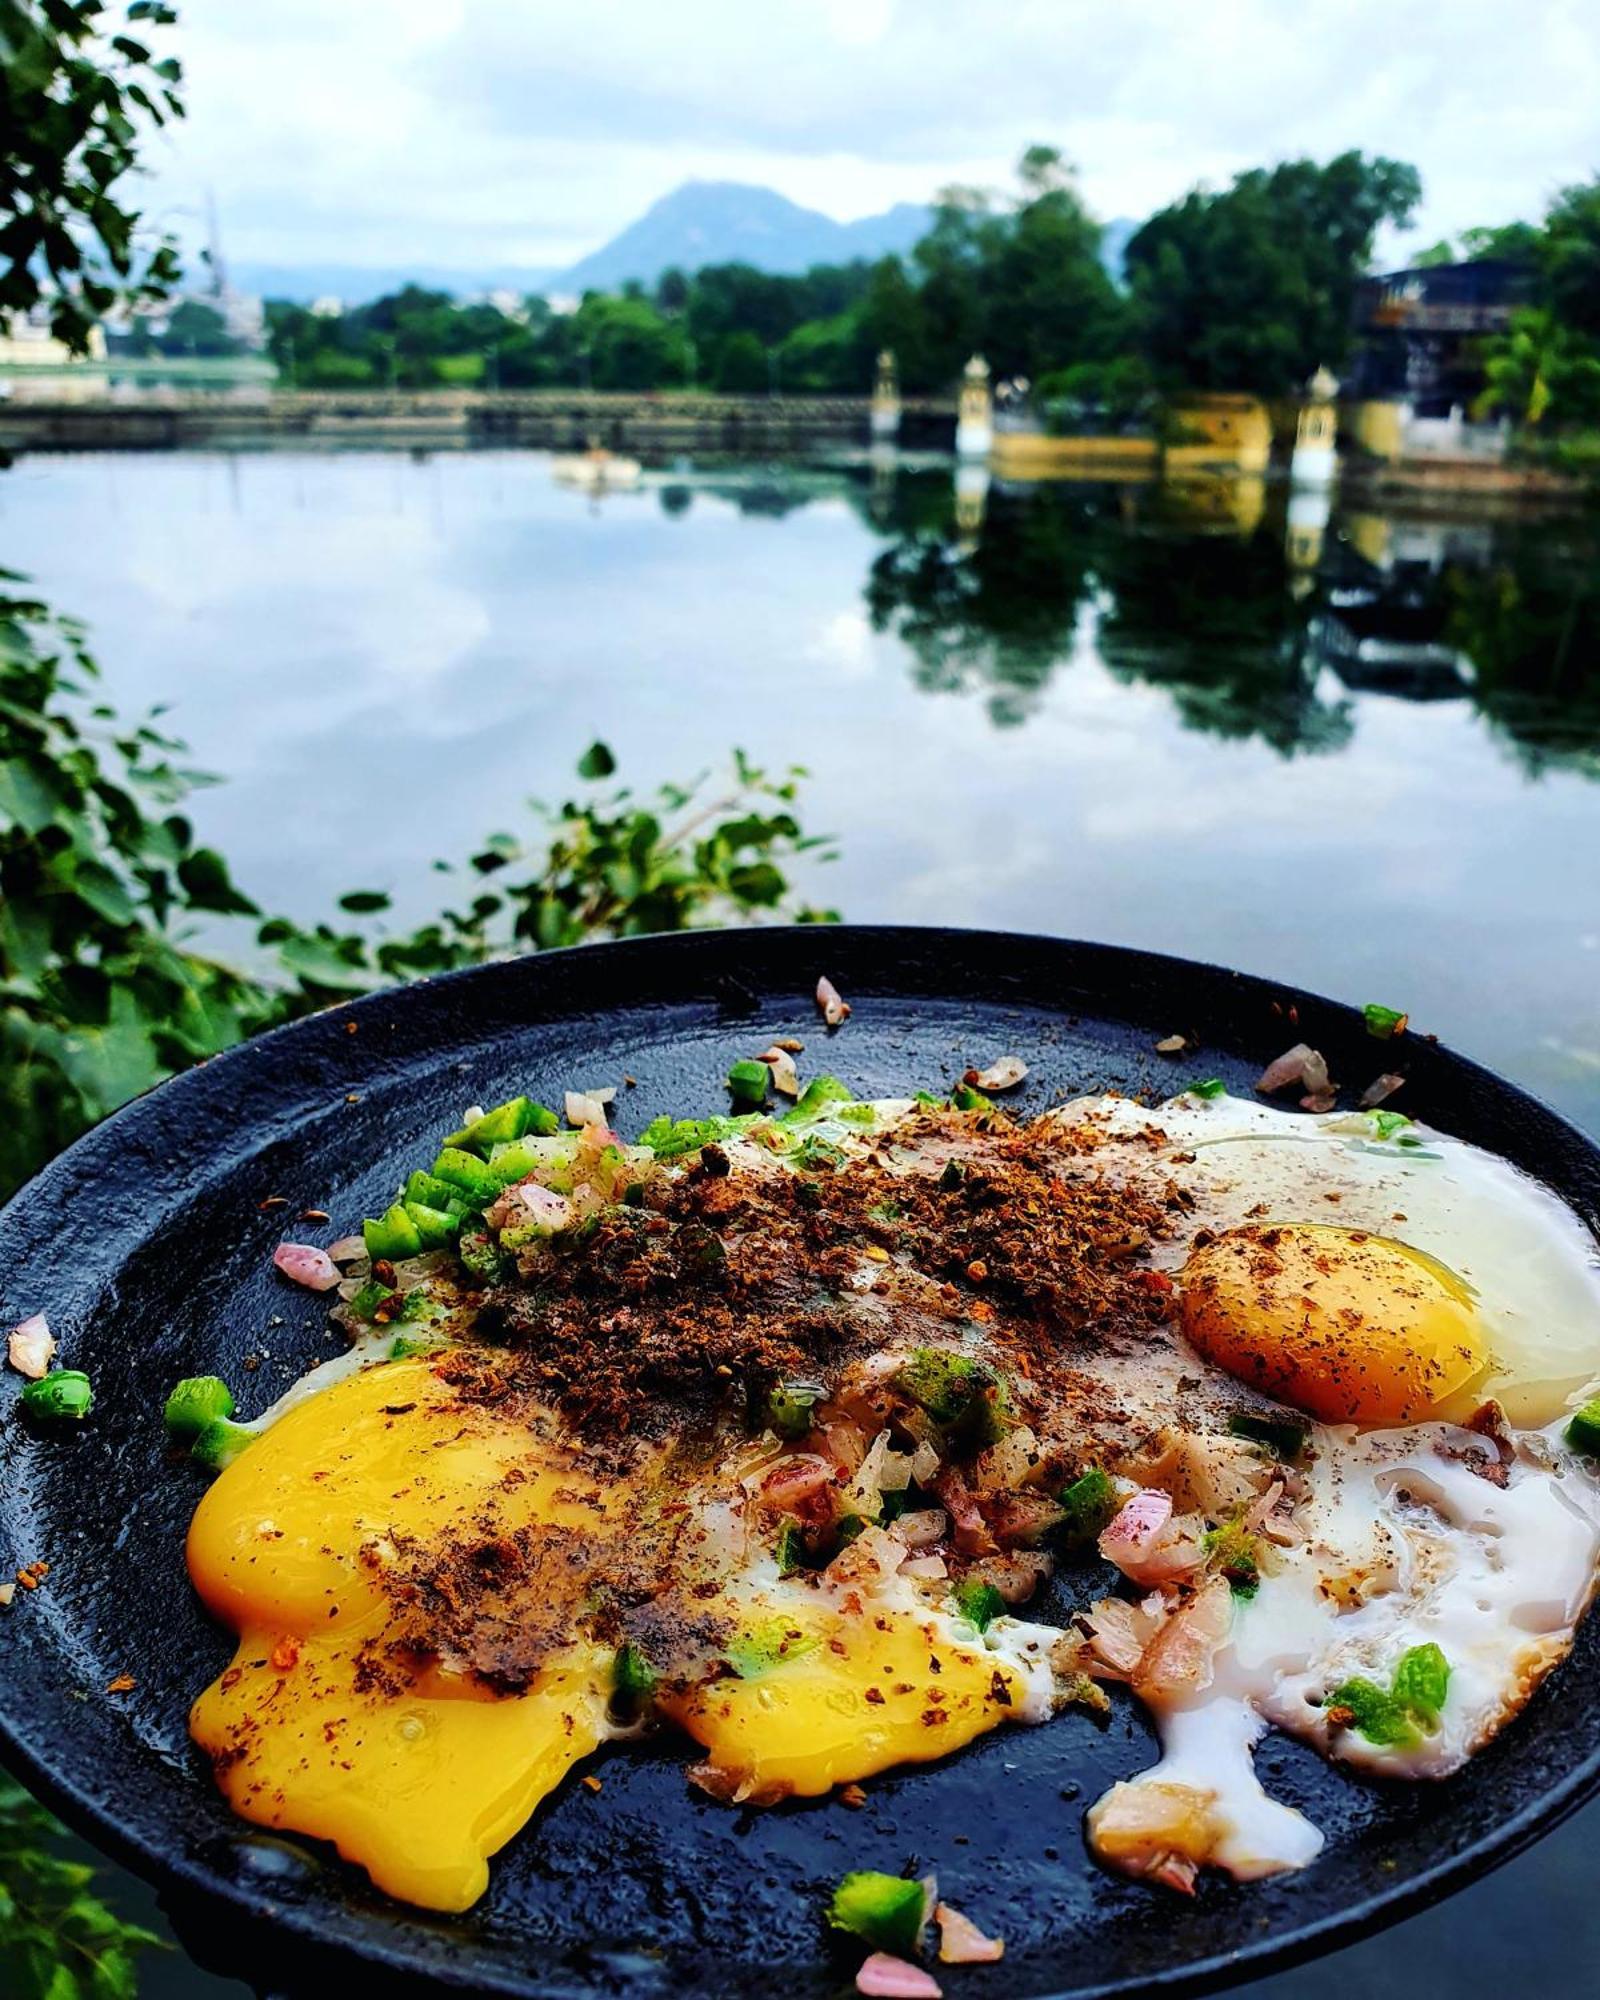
[180,1084,1600,1915]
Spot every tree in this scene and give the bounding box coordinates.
[1460,221,1542,264]
[655,264,690,315]
[779,311,868,393]
[912,185,1002,384]
[712,328,768,392]
[1541,178,1600,339]
[573,293,690,390]
[985,148,1128,379]
[1125,151,1422,394]
[1477,308,1600,427]
[157,297,238,356]
[0,0,185,354]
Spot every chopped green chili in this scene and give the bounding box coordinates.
[951,1579,1006,1633]
[163,1375,235,1441]
[827,1871,927,1958]
[21,1370,93,1422]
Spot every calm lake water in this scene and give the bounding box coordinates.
[4,445,1600,2000]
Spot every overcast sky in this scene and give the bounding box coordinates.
[142,0,1600,274]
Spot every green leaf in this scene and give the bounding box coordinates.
[176,847,258,916]
[66,860,136,927]
[337,889,391,914]
[576,740,616,779]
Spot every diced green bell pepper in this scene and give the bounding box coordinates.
[405,1168,461,1210]
[430,1146,503,1207]
[951,1578,1006,1632]
[1565,1395,1600,1457]
[402,1199,460,1250]
[827,1871,927,1958]
[345,1278,395,1322]
[363,1202,424,1262]
[765,1379,824,1438]
[443,1095,558,1155]
[782,1074,854,1125]
[727,1059,769,1106]
[1227,1411,1310,1459]
[164,1375,235,1441]
[894,1347,1010,1445]
[21,1370,93,1422]
[190,1418,256,1473]
[1058,1467,1118,1549]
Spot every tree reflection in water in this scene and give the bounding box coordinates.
[856,465,1600,771]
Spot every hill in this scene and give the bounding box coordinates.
[558,181,932,290]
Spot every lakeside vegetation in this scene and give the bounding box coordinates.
[255,154,1600,442]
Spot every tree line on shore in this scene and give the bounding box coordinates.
[250,148,1600,431]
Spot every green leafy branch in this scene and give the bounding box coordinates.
[0,1776,164,2000]
[0,1,185,355]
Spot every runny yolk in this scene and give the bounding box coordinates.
[186,1356,1029,1912]
[186,1357,612,1912]
[662,1600,1025,1801]
[1179,1223,1489,1424]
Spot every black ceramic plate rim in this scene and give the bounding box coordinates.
[1,924,1598,2000]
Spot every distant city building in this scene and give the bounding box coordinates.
[1347,257,1534,416]
[0,305,106,366]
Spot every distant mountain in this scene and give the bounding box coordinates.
[232,192,1137,308]
[558,182,933,291]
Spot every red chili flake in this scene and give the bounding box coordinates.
[582,1774,603,1794]
[837,1783,867,1808]
[966,1259,989,1283]
[270,1637,300,1672]
[258,1196,289,1211]
[106,1674,137,1694]
[344,1022,359,1035]
[301,1208,331,1224]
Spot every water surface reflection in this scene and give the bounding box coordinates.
[2,447,1597,1129]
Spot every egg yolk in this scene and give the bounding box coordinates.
[662,1599,1024,1801]
[186,1355,1029,1911]
[187,1357,616,1911]
[1179,1223,1488,1424]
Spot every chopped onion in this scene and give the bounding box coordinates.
[487,1180,572,1235]
[272,1242,341,1292]
[1133,1575,1233,1698]
[935,1903,1004,1965]
[896,1507,948,1549]
[856,1954,941,1999]
[758,1045,801,1097]
[758,1454,838,1513]
[909,1438,942,1485]
[1256,1042,1333,1099]
[1079,1595,1165,1677]
[1359,1072,1405,1108]
[816,975,851,1027]
[565,1089,613,1127]
[1154,1034,1188,1055]
[326,1235,367,1266]
[899,1554,949,1580]
[964,1055,1027,1092]
[7,1313,54,1380]
[1100,1488,1172,1561]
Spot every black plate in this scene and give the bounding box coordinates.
[3,927,1599,2000]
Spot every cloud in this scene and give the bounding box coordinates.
[143,0,1600,272]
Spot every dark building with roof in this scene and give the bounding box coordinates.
[1348,258,1535,415]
